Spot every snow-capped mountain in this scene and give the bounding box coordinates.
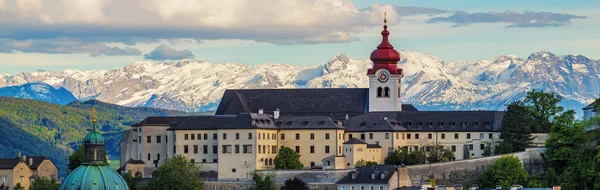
[1,50,598,114]
[0,82,77,105]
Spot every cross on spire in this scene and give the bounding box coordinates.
[384,11,387,24]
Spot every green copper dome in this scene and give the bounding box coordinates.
[61,108,129,190]
[84,131,104,144]
[60,165,128,190]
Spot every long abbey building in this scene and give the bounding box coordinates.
[119,21,504,180]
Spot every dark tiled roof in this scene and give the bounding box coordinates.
[584,99,598,110]
[336,165,398,184]
[215,88,418,120]
[220,113,278,129]
[275,116,344,130]
[168,115,236,130]
[345,111,504,132]
[133,116,186,126]
[126,158,145,165]
[27,156,53,170]
[367,144,382,148]
[0,158,22,169]
[343,138,367,144]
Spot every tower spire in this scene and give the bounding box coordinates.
[92,107,97,131]
[384,11,387,24]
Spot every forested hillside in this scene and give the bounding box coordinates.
[0,97,189,177]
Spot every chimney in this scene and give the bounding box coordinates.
[17,151,21,158]
[371,174,375,179]
[258,108,264,114]
[553,186,561,190]
[28,158,33,166]
[383,117,388,120]
[380,173,385,179]
[351,173,356,179]
[21,155,26,162]
[274,109,280,119]
[345,114,349,120]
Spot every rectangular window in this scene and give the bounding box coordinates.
[213,159,218,163]
[267,133,270,140]
[349,134,353,139]
[296,133,300,140]
[203,145,208,154]
[428,133,432,139]
[147,136,151,143]
[235,133,239,140]
[469,144,473,150]
[480,133,484,139]
[415,134,419,139]
[184,145,189,153]
[339,146,342,154]
[441,133,445,139]
[385,133,389,139]
[360,134,365,140]
[248,133,253,139]
[184,134,188,140]
[467,133,471,139]
[222,145,232,154]
[369,133,373,139]
[191,134,195,140]
[156,136,161,143]
[223,133,227,140]
[272,146,277,154]
[325,133,330,140]
[243,145,252,153]
[480,144,485,150]
[258,145,262,154]
[451,145,456,152]
[325,146,330,153]
[454,133,459,139]
[213,145,218,154]
[414,146,418,151]
[147,153,151,161]
[407,134,411,139]
[396,133,399,139]
[263,133,265,139]
[310,146,315,153]
[204,133,208,140]
[138,136,141,144]
[197,133,200,140]
[235,145,240,153]
[258,133,261,139]
[489,133,493,139]
[193,145,198,154]
[295,146,300,153]
[166,135,168,143]
[213,134,217,140]
[202,159,206,163]
[273,133,276,140]
[263,145,267,154]
[310,133,314,140]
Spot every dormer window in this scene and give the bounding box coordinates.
[439,122,444,126]
[319,121,326,125]
[428,122,433,126]
[303,121,310,125]
[286,121,293,125]
[451,122,456,126]
[473,122,479,126]
[462,122,467,127]
[360,122,366,127]
[418,122,423,127]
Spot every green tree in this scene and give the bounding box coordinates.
[496,101,534,154]
[384,149,409,165]
[477,155,528,188]
[123,170,136,190]
[282,177,309,190]
[249,172,276,190]
[274,146,303,169]
[30,176,60,190]
[365,161,378,166]
[0,183,9,190]
[147,155,203,190]
[68,145,85,172]
[14,183,23,190]
[523,90,564,133]
[425,144,455,163]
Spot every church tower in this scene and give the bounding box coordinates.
[368,13,404,112]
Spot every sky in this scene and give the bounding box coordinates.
[0,0,599,74]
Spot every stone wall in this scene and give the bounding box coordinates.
[203,181,337,190]
[401,148,547,187]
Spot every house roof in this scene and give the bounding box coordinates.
[132,116,186,126]
[215,88,418,120]
[27,156,53,170]
[367,144,382,148]
[0,156,52,170]
[220,113,278,129]
[0,158,22,169]
[126,158,145,165]
[336,165,398,184]
[584,100,598,110]
[275,116,344,130]
[343,138,367,145]
[344,111,503,132]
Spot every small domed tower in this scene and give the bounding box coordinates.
[60,108,129,190]
[368,12,404,112]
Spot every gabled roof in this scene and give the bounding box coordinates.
[584,99,598,110]
[132,116,186,126]
[220,113,278,129]
[215,88,419,120]
[0,158,23,169]
[167,115,236,130]
[27,156,53,170]
[343,138,367,145]
[345,111,503,132]
[336,165,398,184]
[275,116,344,130]
[126,158,145,165]
[367,144,382,148]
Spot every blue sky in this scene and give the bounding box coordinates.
[0,0,598,74]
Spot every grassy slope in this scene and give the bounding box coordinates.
[0,97,190,176]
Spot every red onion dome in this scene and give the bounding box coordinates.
[367,18,402,75]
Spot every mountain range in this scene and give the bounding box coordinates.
[1,50,598,115]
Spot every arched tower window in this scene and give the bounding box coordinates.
[383,87,390,97]
[377,87,383,97]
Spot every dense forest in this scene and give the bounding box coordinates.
[0,97,190,177]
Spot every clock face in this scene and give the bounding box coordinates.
[376,69,390,83]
